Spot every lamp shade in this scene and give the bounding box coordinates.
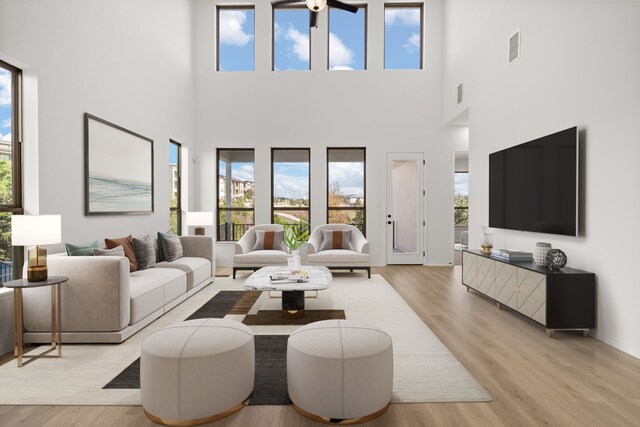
[306,0,327,11]
[11,215,62,246]
[186,212,214,227]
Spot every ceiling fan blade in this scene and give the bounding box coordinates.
[327,0,358,14]
[272,0,304,6]
[310,11,318,28]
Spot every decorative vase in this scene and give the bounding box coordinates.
[481,227,494,254]
[287,253,301,269]
[546,249,567,271]
[533,242,552,266]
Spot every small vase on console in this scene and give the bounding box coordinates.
[534,242,552,267]
[481,227,494,254]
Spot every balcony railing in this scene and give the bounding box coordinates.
[218,223,254,242]
[0,261,12,286]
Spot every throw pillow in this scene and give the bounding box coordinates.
[162,236,183,262]
[65,241,99,256]
[105,235,138,272]
[133,235,157,270]
[93,246,126,257]
[320,230,352,252]
[252,230,284,251]
[157,230,175,262]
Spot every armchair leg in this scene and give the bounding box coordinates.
[367,267,371,279]
[233,268,237,279]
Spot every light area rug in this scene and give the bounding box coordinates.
[0,274,491,405]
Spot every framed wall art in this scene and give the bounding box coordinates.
[84,113,154,215]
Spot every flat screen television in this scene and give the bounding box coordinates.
[489,126,578,236]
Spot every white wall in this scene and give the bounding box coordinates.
[443,0,640,358]
[0,0,195,250]
[194,0,467,266]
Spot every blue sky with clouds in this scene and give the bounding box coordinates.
[0,68,12,143]
[274,9,310,71]
[218,9,255,71]
[384,7,422,69]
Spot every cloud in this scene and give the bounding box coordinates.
[0,71,11,105]
[329,33,354,70]
[455,173,469,196]
[219,10,253,46]
[286,26,309,62]
[328,162,364,197]
[1,118,10,129]
[274,22,282,42]
[0,132,11,143]
[275,173,309,200]
[232,164,255,182]
[385,8,421,26]
[403,33,421,53]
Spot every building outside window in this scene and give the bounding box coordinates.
[454,171,469,242]
[384,4,423,70]
[328,5,366,70]
[327,148,366,235]
[0,60,23,285]
[217,6,255,71]
[272,148,310,235]
[169,140,181,235]
[217,149,255,241]
[273,6,310,71]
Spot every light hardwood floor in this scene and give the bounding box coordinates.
[1,266,639,426]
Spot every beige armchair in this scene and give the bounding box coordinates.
[233,224,288,278]
[306,224,371,278]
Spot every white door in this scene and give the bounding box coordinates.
[386,153,425,264]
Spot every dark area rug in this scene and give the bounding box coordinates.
[103,290,293,405]
[243,309,345,326]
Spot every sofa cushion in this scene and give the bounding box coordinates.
[133,235,157,270]
[320,230,352,251]
[105,235,138,272]
[155,257,211,291]
[253,230,284,251]
[307,249,370,265]
[162,236,184,262]
[94,245,125,257]
[234,250,289,265]
[157,230,174,262]
[129,276,164,325]
[132,268,187,305]
[65,241,99,256]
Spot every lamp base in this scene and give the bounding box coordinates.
[195,227,205,236]
[27,246,48,282]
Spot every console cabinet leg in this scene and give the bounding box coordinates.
[496,302,502,310]
[466,286,470,292]
[546,329,554,338]
[582,329,589,337]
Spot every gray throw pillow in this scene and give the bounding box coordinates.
[157,230,175,262]
[320,230,352,252]
[252,230,284,251]
[93,245,126,257]
[162,236,183,262]
[133,235,157,270]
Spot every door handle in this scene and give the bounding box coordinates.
[387,221,392,225]
[387,214,391,218]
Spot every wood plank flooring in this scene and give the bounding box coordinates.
[1,265,639,426]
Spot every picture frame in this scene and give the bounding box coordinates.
[84,113,154,215]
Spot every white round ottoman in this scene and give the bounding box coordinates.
[287,320,393,424]
[141,318,254,426]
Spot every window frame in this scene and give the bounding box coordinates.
[169,140,182,235]
[216,5,256,72]
[272,4,311,71]
[216,148,256,242]
[271,147,311,228]
[0,59,24,283]
[326,147,367,236]
[327,4,368,71]
[383,3,424,70]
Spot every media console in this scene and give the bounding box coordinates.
[462,250,595,337]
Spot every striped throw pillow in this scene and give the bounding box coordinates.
[320,230,352,251]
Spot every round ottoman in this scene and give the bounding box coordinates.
[287,320,393,424]
[141,318,254,426]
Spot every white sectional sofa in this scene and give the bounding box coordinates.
[22,236,215,344]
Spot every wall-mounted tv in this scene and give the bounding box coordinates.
[489,126,578,236]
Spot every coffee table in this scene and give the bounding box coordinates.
[243,266,332,319]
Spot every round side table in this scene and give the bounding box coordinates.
[3,276,69,367]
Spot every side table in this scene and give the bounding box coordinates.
[3,276,69,367]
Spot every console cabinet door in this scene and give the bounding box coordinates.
[462,252,479,289]
[475,257,495,297]
[517,269,547,325]
[494,262,518,310]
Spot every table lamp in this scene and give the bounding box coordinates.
[186,212,214,236]
[12,215,62,282]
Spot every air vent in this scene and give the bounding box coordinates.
[508,30,520,64]
[457,83,463,104]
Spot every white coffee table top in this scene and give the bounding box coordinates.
[243,266,332,292]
